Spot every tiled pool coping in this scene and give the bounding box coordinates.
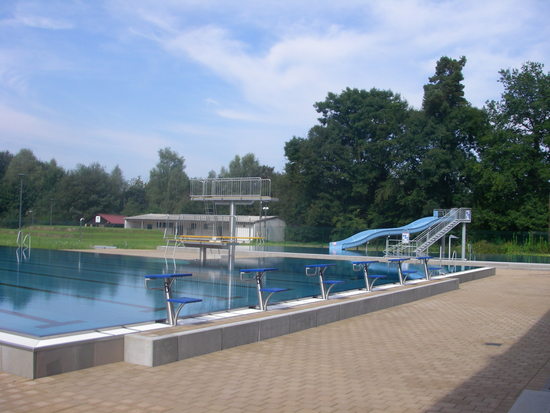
[0,266,495,378]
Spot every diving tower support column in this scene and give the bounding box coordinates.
[461,222,467,260]
[229,201,236,271]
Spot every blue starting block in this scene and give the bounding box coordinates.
[387,258,411,285]
[416,256,434,280]
[144,273,201,326]
[402,270,424,281]
[167,297,203,324]
[351,261,386,291]
[304,264,344,299]
[416,256,447,279]
[388,258,426,284]
[239,268,289,311]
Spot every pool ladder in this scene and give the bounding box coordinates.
[16,231,31,261]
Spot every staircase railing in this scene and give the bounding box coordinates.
[385,208,471,257]
[414,208,471,255]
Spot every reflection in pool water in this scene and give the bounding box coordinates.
[0,247,472,337]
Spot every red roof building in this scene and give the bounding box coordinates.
[93,214,126,227]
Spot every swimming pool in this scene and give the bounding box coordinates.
[251,245,550,263]
[0,247,466,337]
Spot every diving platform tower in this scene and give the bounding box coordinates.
[189,177,275,269]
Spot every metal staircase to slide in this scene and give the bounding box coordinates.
[385,208,471,257]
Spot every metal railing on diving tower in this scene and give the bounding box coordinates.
[189,177,275,269]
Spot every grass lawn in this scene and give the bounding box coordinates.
[0,226,165,250]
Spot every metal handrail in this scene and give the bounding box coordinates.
[414,208,471,254]
[190,177,272,199]
[385,208,471,257]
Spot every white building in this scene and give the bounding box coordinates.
[124,213,286,242]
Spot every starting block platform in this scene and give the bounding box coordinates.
[240,268,290,311]
[144,273,202,325]
[305,264,344,300]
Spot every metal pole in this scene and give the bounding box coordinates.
[461,223,467,260]
[229,201,236,271]
[18,174,24,231]
[49,199,54,225]
[318,268,327,299]
[396,261,404,285]
[448,235,458,260]
[362,264,371,292]
[163,278,175,325]
[255,272,264,311]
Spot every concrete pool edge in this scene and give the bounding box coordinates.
[126,266,496,367]
[124,277,462,367]
[1,266,495,378]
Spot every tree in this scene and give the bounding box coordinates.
[54,163,121,223]
[282,87,412,240]
[122,177,148,216]
[146,148,189,213]
[474,62,550,230]
[0,149,65,226]
[110,166,126,213]
[218,153,274,178]
[422,56,467,119]
[410,56,485,211]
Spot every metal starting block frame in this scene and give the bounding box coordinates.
[239,268,289,311]
[416,256,433,280]
[304,264,344,300]
[144,273,202,326]
[388,258,425,285]
[351,261,386,292]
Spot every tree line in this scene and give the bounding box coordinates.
[0,57,548,241]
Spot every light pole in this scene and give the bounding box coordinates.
[79,217,84,242]
[448,235,459,259]
[18,174,25,231]
[262,206,269,242]
[49,199,54,226]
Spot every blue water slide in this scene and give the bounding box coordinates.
[329,215,442,253]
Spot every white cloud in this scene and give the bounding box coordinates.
[1,0,548,179]
[0,103,64,139]
[15,15,73,30]
[143,0,546,108]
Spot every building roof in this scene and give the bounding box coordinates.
[125,213,279,223]
[97,214,126,225]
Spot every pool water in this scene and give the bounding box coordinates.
[0,247,464,337]
[251,245,550,263]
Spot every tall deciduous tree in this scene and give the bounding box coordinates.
[413,56,484,211]
[55,163,122,223]
[146,148,189,213]
[122,177,148,216]
[0,149,65,226]
[283,87,412,240]
[218,153,274,178]
[474,62,550,230]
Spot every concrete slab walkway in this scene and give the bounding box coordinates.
[1,267,549,412]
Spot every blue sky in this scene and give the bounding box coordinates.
[0,0,548,180]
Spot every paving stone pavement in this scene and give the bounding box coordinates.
[1,268,549,413]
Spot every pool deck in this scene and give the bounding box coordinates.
[1,249,549,412]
